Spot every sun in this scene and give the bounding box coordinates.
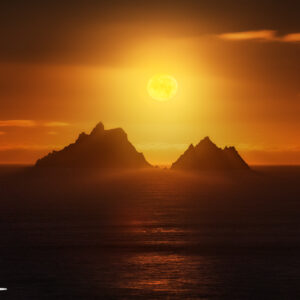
[147,74,178,101]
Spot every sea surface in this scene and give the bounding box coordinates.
[0,166,299,299]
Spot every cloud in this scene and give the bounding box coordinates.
[0,120,37,127]
[43,122,70,127]
[0,144,62,151]
[219,30,276,41]
[218,30,300,43]
[0,131,5,135]
[282,33,300,42]
[0,120,70,128]
[1,1,298,65]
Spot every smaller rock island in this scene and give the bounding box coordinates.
[171,137,249,170]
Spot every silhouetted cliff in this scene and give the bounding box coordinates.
[171,137,249,170]
[35,122,152,168]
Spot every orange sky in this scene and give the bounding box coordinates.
[0,1,299,165]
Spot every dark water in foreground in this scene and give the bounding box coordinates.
[0,166,300,299]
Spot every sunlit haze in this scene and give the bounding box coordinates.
[0,1,299,165]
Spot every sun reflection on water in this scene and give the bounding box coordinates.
[113,253,217,297]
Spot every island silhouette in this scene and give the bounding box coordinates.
[36,122,249,170]
[36,122,152,168]
[171,137,249,170]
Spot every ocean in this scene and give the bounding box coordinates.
[0,166,299,299]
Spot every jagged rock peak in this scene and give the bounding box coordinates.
[224,146,237,152]
[107,127,127,138]
[187,144,195,151]
[203,136,211,142]
[196,136,218,149]
[90,122,105,136]
[76,132,88,143]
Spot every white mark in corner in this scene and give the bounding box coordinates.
[0,288,7,291]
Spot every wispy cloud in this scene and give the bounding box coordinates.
[43,122,70,127]
[282,33,300,42]
[218,30,300,43]
[0,120,37,127]
[219,30,276,41]
[0,120,71,128]
[0,144,62,151]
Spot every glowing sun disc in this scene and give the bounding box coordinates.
[147,74,178,101]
